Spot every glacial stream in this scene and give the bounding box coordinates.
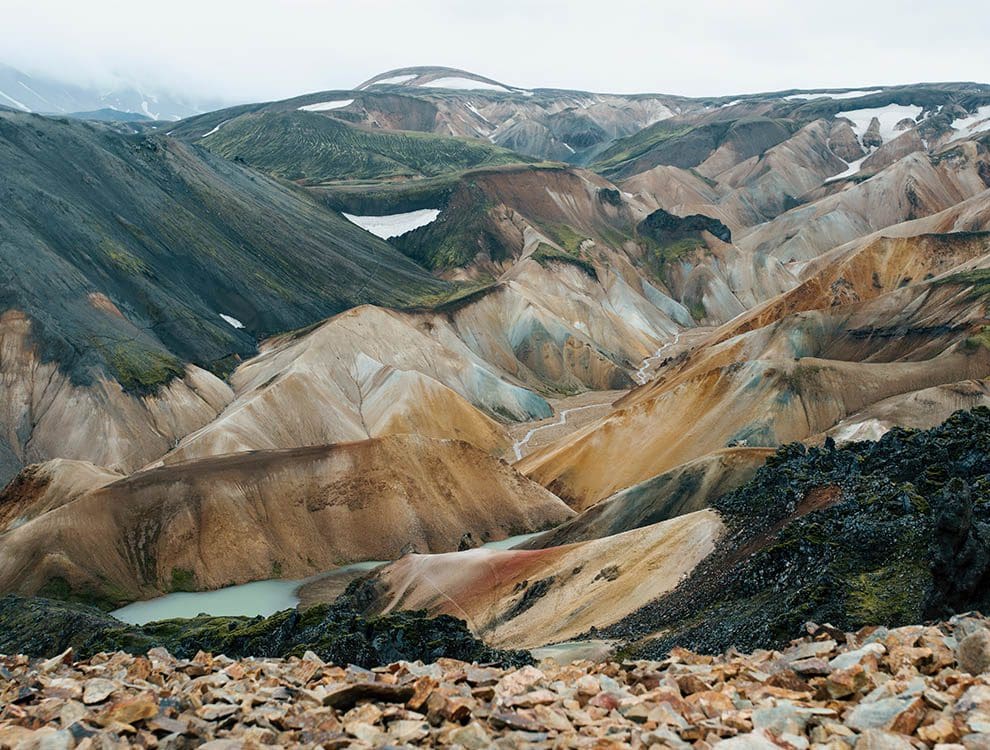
[111,533,542,625]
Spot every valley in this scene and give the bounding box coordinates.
[3,61,990,748]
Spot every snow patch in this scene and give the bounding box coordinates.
[825,154,871,183]
[140,100,159,120]
[219,314,244,329]
[834,104,922,146]
[342,209,441,239]
[0,90,29,111]
[299,99,354,112]
[17,80,50,106]
[831,419,890,445]
[950,105,990,142]
[200,119,229,138]
[422,77,512,93]
[562,142,576,154]
[785,89,882,101]
[466,103,492,124]
[366,74,417,87]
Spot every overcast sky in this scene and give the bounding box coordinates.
[3,0,987,102]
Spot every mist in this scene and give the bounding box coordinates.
[3,0,988,103]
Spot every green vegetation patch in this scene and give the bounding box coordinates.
[201,111,530,184]
[169,567,197,593]
[0,594,533,668]
[531,243,597,278]
[90,339,184,395]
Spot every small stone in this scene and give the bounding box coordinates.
[388,719,429,743]
[677,674,710,694]
[37,729,76,750]
[575,674,600,696]
[506,688,557,707]
[323,681,414,710]
[830,643,885,671]
[495,665,545,696]
[958,629,990,675]
[81,678,116,705]
[919,718,961,744]
[825,665,869,698]
[846,697,913,731]
[98,692,159,726]
[39,648,73,674]
[854,729,914,750]
[752,705,808,736]
[887,696,926,735]
[687,689,735,718]
[449,721,493,749]
[790,657,831,675]
[196,703,239,721]
[491,710,543,732]
[765,669,811,692]
[405,675,437,711]
[712,729,783,749]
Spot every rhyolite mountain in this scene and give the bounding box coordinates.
[2,67,990,665]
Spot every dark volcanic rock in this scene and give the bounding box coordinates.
[606,407,990,658]
[0,595,531,668]
[637,208,732,245]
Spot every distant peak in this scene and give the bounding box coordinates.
[356,66,529,95]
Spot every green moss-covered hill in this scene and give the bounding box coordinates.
[0,110,448,392]
[184,109,529,185]
[0,595,529,667]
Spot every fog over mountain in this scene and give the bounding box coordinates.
[3,0,988,103]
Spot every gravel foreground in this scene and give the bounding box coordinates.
[4,616,990,749]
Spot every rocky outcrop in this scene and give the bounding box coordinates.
[607,407,990,657]
[0,595,526,667]
[637,208,732,245]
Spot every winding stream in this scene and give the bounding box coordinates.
[510,331,685,461]
[633,331,682,385]
[511,404,603,461]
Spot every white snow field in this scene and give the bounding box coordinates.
[298,99,355,112]
[950,106,990,142]
[342,209,441,239]
[784,90,882,101]
[422,77,513,93]
[834,104,922,146]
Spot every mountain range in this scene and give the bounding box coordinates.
[0,63,226,121]
[2,65,990,670]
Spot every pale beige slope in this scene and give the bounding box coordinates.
[363,509,723,648]
[0,310,233,484]
[0,459,122,531]
[705,229,990,345]
[622,120,859,232]
[818,378,990,445]
[0,435,574,603]
[522,447,773,548]
[737,145,990,262]
[156,305,537,465]
[442,259,681,390]
[517,278,990,508]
